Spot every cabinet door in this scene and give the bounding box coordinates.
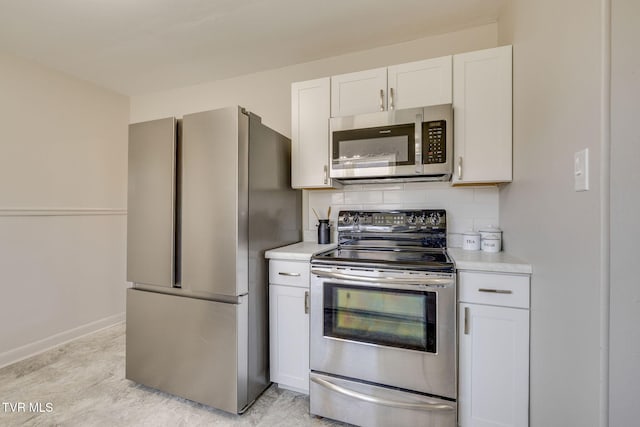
[269,284,310,393]
[331,68,387,117]
[453,45,512,184]
[459,302,529,427]
[387,56,452,110]
[291,78,334,188]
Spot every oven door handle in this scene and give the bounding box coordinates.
[311,376,455,412]
[311,269,453,287]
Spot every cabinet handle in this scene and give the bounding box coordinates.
[457,157,463,180]
[464,307,470,335]
[304,291,309,314]
[478,288,513,294]
[379,89,384,111]
[278,272,300,277]
[323,165,328,185]
[389,87,395,110]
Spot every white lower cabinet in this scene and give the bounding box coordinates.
[269,260,310,394]
[458,271,530,427]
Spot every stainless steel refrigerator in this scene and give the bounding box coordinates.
[125,106,301,414]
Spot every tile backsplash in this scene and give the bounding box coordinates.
[303,182,499,247]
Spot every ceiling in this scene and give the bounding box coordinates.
[0,0,506,95]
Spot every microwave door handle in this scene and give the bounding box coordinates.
[310,376,455,412]
[415,113,423,174]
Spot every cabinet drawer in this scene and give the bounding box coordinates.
[269,260,310,287]
[458,271,529,309]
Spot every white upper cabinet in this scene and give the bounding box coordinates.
[452,45,513,185]
[292,47,513,188]
[291,77,335,189]
[331,57,453,117]
[330,67,387,117]
[387,56,452,110]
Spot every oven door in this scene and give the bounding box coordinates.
[310,266,456,399]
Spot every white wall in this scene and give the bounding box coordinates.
[609,0,640,424]
[498,1,605,426]
[130,23,498,134]
[0,52,129,367]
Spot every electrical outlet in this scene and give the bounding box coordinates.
[574,148,589,192]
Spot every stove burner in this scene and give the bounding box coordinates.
[320,248,446,262]
[313,248,453,272]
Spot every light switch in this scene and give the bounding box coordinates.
[574,148,589,192]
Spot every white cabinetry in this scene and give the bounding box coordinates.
[268,259,310,394]
[452,45,512,185]
[387,56,452,110]
[458,271,530,427]
[291,77,335,188]
[292,46,513,188]
[330,67,387,117]
[330,56,452,117]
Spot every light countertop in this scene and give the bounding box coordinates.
[265,241,337,261]
[265,242,531,275]
[448,247,532,275]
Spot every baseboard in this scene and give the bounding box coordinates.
[0,312,125,369]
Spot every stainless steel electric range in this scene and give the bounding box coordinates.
[309,209,456,427]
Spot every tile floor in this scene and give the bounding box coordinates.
[0,323,344,426]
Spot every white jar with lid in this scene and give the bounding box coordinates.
[462,231,481,251]
[479,226,502,252]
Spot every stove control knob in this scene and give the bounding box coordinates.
[428,212,441,226]
[341,214,351,224]
[353,214,360,224]
[407,214,417,225]
[418,214,427,225]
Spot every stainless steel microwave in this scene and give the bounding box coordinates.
[329,104,452,183]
